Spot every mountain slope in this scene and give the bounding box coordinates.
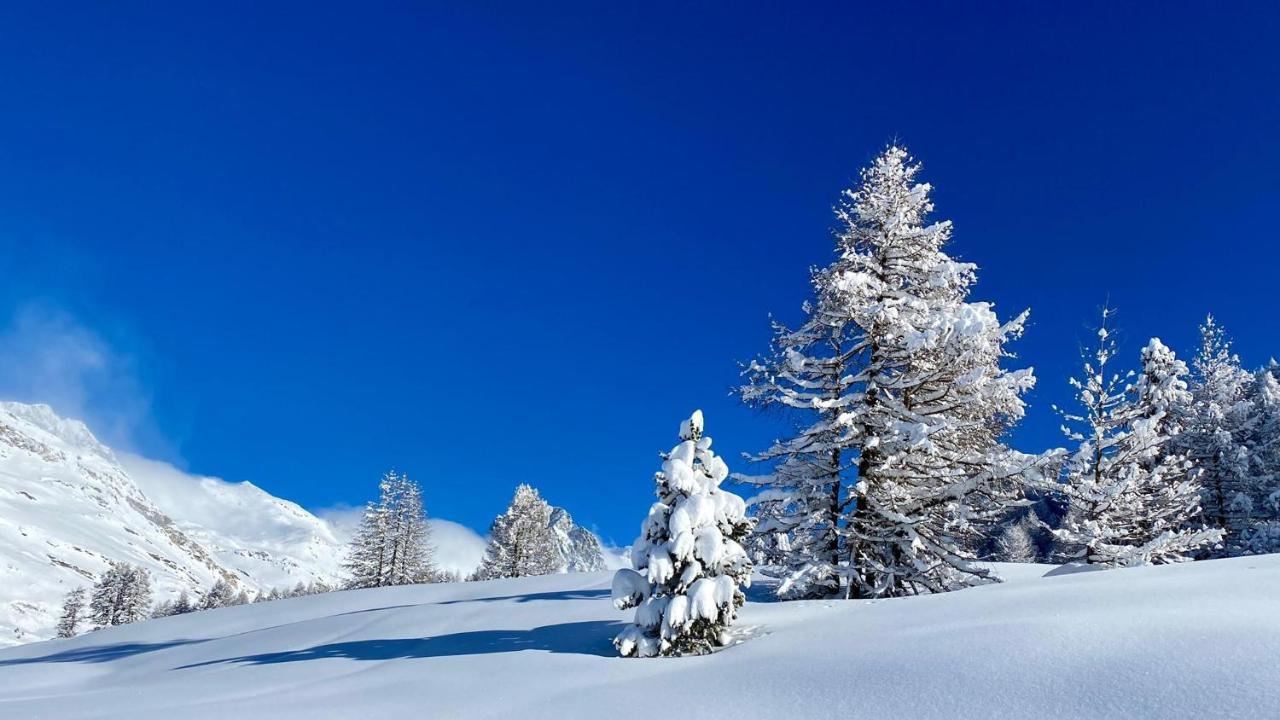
[0,402,344,646]
[1,555,1276,719]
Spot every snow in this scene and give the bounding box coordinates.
[1,556,1277,718]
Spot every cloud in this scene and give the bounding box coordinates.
[0,303,160,455]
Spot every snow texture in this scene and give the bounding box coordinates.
[0,557,1277,718]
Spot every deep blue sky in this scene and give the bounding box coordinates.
[1,3,1277,544]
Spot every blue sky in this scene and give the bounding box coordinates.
[1,3,1277,544]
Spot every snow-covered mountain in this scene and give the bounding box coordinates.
[1,556,1277,719]
[548,506,606,572]
[0,402,345,646]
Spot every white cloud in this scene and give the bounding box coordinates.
[0,303,160,455]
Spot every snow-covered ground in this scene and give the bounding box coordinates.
[2,555,1277,719]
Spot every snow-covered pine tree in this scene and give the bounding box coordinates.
[474,484,561,579]
[200,579,237,610]
[1052,315,1221,566]
[612,411,753,657]
[1239,363,1280,553]
[738,254,860,598]
[833,145,1039,597]
[996,520,1037,563]
[344,470,440,587]
[383,473,438,584]
[613,411,753,657]
[56,587,88,638]
[1177,316,1257,550]
[89,562,153,629]
[172,590,194,615]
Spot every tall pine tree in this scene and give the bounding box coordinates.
[835,146,1038,598]
[1052,315,1221,565]
[1177,317,1257,550]
[56,587,88,638]
[344,471,439,588]
[474,484,560,580]
[89,562,152,629]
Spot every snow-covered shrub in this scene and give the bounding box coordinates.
[613,411,753,657]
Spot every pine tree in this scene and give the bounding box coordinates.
[996,520,1037,563]
[383,474,438,584]
[1052,317,1221,566]
[738,250,860,598]
[833,146,1039,598]
[55,587,88,638]
[200,579,237,610]
[612,411,753,657]
[1239,363,1280,553]
[89,562,153,629]
[173,590,194,615]
[1177,316,1257,549]
[475,484,561,580]
[344,471,439,588]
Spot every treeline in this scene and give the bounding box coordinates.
[609,144,1280,657]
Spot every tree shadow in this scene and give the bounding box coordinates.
[177,621,624,668]
[0,639,208,666]
[437,588,610,605]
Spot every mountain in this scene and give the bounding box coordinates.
[547,506,606,572]
[0,402,344,646]
[1,557,1277,718]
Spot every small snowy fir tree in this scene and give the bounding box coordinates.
[345,470,439,587]
[834,145,1039,598]
[56,587,88,638]
[89,562,153,629]
[612,411,753,657]
[474,484,561,579]
[1176,317,1258,551]
[1052,315,1221,566]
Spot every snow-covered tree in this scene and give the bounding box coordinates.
[738,249,860,598]
[832,146,1040,597]
[89,562,153,629]
[1177,317,1257,549]
[996,520,1037,563]
[613,411,753,657]
[344,470,439,588]
[200,579,237,610]
[1052,316,1221,566]
[740,145,1039,599]
[56,587,88,638]
[475,484,560,580]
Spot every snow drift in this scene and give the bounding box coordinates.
[1,555,1277,719]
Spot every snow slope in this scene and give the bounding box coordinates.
[0,402,346,646]
[2,555,1277,719]
[122,453,345,590]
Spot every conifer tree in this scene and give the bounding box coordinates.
[834,146,1039,597]
[56,587,88,638]
[613,411,753,657]
[996,520,1037,563]
[200,579,237,610]
[1177,317,1257,549]
[738,252,861,598]
[1052,316,1221,566]
[345,470,439,588]
[89,562,153,629]
[475,484,561,580]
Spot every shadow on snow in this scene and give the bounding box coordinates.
[0,639,208,666]
[177,620,625,668]
[436,588,610,605]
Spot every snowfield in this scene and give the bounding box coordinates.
[1,556,1278,719]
